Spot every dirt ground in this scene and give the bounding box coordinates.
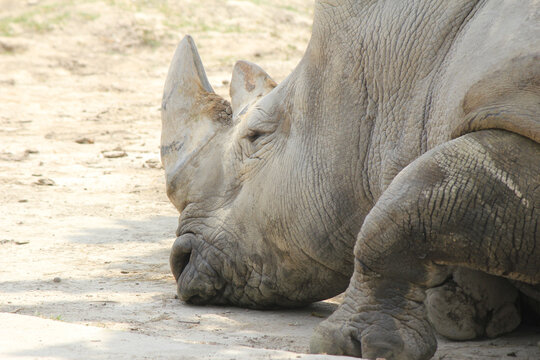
[1,1,539,359]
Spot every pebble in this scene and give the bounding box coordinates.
[75,137,94,144]
[53,277,61,283]
[102,150,127,158]
[143,159,161,169]
[34,178,55,186]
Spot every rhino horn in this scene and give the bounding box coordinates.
[161,35,231,210]
[230,60,277,118]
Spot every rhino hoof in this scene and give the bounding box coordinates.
[310,321,362,357]
[311,320,408,360]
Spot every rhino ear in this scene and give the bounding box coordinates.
[229,60,277,118]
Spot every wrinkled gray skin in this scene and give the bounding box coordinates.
[161,0,540,359]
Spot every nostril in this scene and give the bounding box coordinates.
[170,233,195,281]
[171,249,191,281]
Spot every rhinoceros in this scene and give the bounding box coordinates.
[160,0,539,359]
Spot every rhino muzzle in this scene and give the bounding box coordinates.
[170,231,228,304]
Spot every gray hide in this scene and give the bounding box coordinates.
[161,1,539,359]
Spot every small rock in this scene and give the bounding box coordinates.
[222,79,230,85]
[0,79,15,86]
[75,137,94,144]
[120,270,129,274]
[102,150,127,158]
[53,277,61,283]
[25,149,39,155]
[34,178,55,186]
[143,159,161,168]
[18,199,28,203]
[0,40,27,54]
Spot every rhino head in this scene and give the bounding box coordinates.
[161,35,364,308]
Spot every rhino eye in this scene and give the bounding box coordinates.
[246,129,265,143]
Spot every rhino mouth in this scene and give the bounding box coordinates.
[170,218,325,308]
[170,230,230,305]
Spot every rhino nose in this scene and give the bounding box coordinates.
[170,233,195,281]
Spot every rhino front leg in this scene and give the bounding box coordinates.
[311,130,540,359]
[311,263,440,360]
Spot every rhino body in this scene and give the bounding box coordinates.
[161,0,540,359]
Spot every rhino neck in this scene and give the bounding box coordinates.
[300,0,482,202]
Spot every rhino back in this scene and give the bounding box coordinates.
[426,0,540,149]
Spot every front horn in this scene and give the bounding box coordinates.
[160,35,231,210]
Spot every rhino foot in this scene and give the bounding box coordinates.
[310,316,362,357]
[425,268,521,340]
[310,273,436,360]
[311,316,417,360]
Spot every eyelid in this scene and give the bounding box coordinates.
[246,111,278,134]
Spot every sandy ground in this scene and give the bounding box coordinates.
[0,1,539,359]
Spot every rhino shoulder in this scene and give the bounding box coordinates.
[451,54,540,144]
[426,1,540,148]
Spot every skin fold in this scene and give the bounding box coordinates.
[160,0,539,358]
